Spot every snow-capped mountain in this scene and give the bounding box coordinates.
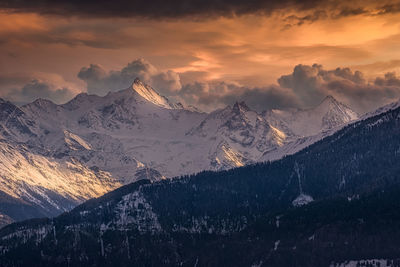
[130,78,184,109]
[0,79,359,224]
[260,95,359,161]
[265,95,358,137]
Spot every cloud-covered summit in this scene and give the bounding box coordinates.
[277,64,400,113]
[78,58,181,96]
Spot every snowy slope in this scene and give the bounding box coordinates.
[186,101,288,168]
[130,78,182,109]
[265,96,358,138]
[260,96,359,161]
[361,98,400,119]
[0,79,360,224]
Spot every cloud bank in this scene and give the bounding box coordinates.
[278,64,400,113]
[178,82,300,112]
[1,59,399,114]
[78,59,400,114]
[0,73,78,105]
[8,80,75,105]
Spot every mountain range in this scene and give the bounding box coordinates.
[0,88,399,266]
[0,78,358,225]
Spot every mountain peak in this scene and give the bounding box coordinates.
[319,95,339,106]
[130,78,176,109]
[130,79,196,110]
[313,95,358,129]
[232,101,250,113]
[316,95,356,115]
[324,95,335,101]
[133,77,143,86]
[32,98,57,107]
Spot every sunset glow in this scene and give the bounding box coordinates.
[0,0,399,113]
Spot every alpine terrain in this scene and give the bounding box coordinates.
[0,78,358,225]
[0,92,398,266]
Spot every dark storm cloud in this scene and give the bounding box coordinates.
[335,7,368,17]
[284,10,328,28]
[377,3,400,15]
[0,0,398,19]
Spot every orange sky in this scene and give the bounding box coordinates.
[0,1,400,113]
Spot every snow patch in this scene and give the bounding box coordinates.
[292,194,314,207]
[114,190,161,232]
[331,259,393,267]
[274,240,280,250]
